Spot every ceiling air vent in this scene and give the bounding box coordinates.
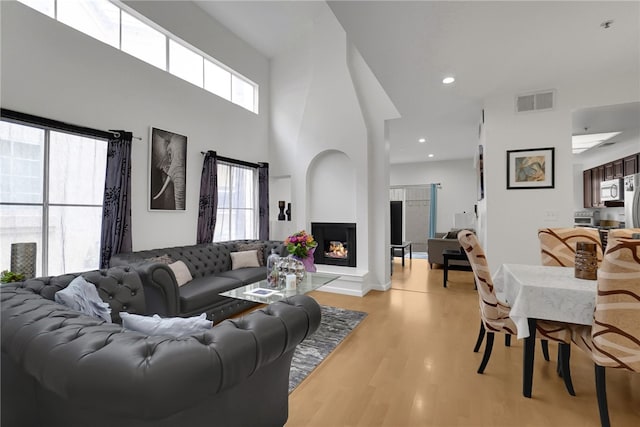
[516,90,555,113]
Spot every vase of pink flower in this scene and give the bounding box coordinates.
[285,230,318,272]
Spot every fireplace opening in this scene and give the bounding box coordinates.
[311,222,356,267]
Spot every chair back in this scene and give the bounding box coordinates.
[538,227,603,267]
[592,235,640,373]
[608,228,640,239]
[458,230,515,334]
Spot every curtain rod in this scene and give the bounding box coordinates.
[200,151,263,169]
[0,108,141,140]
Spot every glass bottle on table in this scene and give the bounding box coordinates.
[266,249,280,288]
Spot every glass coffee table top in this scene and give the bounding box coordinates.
[220,272,340,304]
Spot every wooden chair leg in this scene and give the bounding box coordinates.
[473,322,485,353]
[541,339,550,361]
[505,335,511,347]
[477,332,494,374]
[595,365,611,427]
[558,343,575,396]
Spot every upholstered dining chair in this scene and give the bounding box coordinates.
[538,227,604,267]
[608,228,640,239]
[571,235,640,427]
[458,230,576,395]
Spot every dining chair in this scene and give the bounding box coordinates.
[571,235,640,427]
[538,227,603,267]
[458,230,576,395]
[608,228,640,239]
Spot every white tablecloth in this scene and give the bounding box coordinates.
[493,264,597,339]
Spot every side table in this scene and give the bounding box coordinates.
[442,248,471,287]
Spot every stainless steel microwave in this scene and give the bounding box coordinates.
[600,178,624,201]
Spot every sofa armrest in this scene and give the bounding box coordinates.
[132,262,180,316]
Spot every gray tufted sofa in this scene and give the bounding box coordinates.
[110,240,287,323]
[1,267,321,427]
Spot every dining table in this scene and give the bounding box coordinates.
[493,263,598,398]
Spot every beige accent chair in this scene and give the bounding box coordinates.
[458,230,576,395]
[538,227,603,267]
[571,234,640,427]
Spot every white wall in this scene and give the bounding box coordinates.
[390,159,477,232]
[483,72,640,272]
[270,4,397,293]
[1,1,270,250]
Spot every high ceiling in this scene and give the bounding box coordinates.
[195,1,640,164]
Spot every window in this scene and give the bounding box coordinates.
[57,0,120,49]
[213,162,257,242]
[121,11,166,70]
[0,120,107,276]
[169,40,204,87]
[17,0,259,113]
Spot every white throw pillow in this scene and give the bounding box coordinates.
[168,260,192,286]
[120,312,212,338]
[54,276,112,323]
[230,249,260,270]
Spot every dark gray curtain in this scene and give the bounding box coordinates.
[258,162,269,240]
[197,151,218,243]
[100,131,133,268]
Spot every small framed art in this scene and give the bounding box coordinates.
[506,147,554,189]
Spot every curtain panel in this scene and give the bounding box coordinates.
[258,162,269,240]
[100,131,133,268]
[197,151,218,243]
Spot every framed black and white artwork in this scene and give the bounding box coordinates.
[149,127,187,210]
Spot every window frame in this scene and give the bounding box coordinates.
[0,109,109,276]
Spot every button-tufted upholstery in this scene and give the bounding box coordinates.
[1,268,321,427]
[110,240,287,322]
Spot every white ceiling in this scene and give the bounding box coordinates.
[195,1,640,164]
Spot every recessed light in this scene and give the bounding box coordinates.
[418,138,426,143]
[442,76,455,84]
[428,154,435,158]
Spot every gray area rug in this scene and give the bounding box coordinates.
[289,305,367,393]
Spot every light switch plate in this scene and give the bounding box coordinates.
[544,210,558,222]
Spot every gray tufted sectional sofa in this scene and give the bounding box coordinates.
[1,266,321,427]
[110,240,288,323]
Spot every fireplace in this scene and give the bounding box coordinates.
[311,222,356,267]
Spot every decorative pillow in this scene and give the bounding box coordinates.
[54,276,112,323]
[168,260,193,286]
[231,250,261,270]
[236,243,265,266]
[120,312,212,338]
[145,254,174,264]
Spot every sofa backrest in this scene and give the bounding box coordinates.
[110,240,287,279]
[7,266,146,324]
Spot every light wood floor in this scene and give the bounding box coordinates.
[286,258,640,427]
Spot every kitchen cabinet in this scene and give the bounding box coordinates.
[623,154,638,176]
[604,162,614,180]
[583,151,639,208]
[613,159,624,178]
[583,169,592,208]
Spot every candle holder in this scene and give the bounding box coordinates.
[11,242,37,279]
[575,241,597,280]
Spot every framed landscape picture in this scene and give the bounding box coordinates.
[506,147,554,189]
[149,127,187,210]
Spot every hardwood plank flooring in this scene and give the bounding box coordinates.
[286,258,640,426]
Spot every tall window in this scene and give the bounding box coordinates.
[0,120,107,276]
[214,162,257,241]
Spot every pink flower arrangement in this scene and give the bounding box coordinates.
[285,230,318,258]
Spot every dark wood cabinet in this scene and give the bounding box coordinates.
[583,151,639,208]
[613,159,624,178]
[604,162,614,180]
[583,169,592,208]
[623,154,638,176]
